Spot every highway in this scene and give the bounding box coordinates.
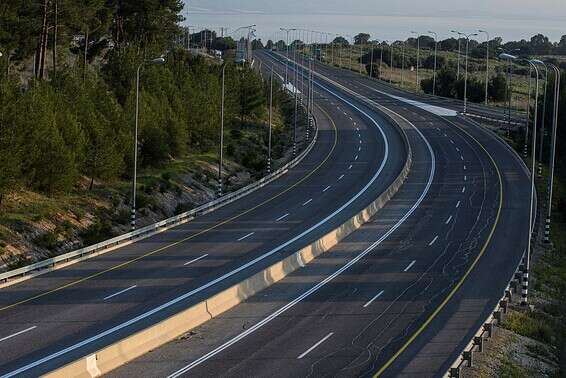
[108,50,531,377]
[0,50,409,376]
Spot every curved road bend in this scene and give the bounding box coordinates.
[0,51,409,376]
[108,51,530,377]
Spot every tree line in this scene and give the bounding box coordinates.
[0,1,295,208]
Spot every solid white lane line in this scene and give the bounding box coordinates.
[237,232,255,241]
[462,186,466,193]
[0,326,37,342]
[103,285,137,301]
[338,174,345,181]
[363,290,385,308]
[302,199,313,206]
[276,213,290,221]
[184,254,209,266]
[428,236,439,246]
[445,215,453,224]
[403,260,416,272]
[456,201,461,208]
[348,164,353,170]
[297,332,334,359]
[323,186,331,192]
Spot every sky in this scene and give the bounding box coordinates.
[182,0,566,43]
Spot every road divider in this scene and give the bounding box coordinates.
[44,95,413,378]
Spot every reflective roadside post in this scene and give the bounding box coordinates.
[132,56,166,230]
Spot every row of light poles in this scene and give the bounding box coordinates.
[498,54,561,306]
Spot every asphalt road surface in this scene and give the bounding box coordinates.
[0,51,408,376]
[108,50,530,378]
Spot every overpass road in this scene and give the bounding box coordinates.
[108,50,531,378]
[0,48,408,376]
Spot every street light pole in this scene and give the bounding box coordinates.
[389,42,394,84]
[545,64,561,243]
[537,63,549,178]
[218,63,227,197]
[268,64,273,174]
[369,44,374,78]
[411,32,420,90]
[479,30,490,105]
[401,41,405,88]
[132,57,166,230]
[428,31,438,96]
[500,54,540,306]
[280,28,291,84]
[463,32,478,114]
[451,30,464,79]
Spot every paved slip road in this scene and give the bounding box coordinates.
[0,55,409,376]
[109,50,531,378]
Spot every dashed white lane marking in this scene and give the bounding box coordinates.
[359,139,362,144]
[445,215,453,224]
[276,213,290,221]
[363,290,385,308]
[464,175,467,181]
[464,165,467,170]
[297,332,334,359]
[428,236,439,246]
[302,199,313,206]
[349,117,353,121]
[456,147,460,152]
[403,260,416,272]
[338,174,345,181]
[348,164,353,170]
[460,155,464,161]
[104,285,137,301]
[456,201,461,208]
[355,155,359,161]
[0,326,37,342]
[184,254,209,266]
[237,232,255,241]
[450,140,454,144]
[358,146,361,152]
[462,186,466,193]
[323,186,331,192]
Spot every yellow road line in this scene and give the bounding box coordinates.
[373,116,504,377]
[0,106,339,313]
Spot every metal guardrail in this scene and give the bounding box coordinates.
[0,109,319,286]
[444,250,526,377]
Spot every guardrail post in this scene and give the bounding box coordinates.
[463,350,473,368]
[449,367,461,378]
[484,322,493,338]
[474,336,484,353]
[494,310,503,323]
[500,299,509,314]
